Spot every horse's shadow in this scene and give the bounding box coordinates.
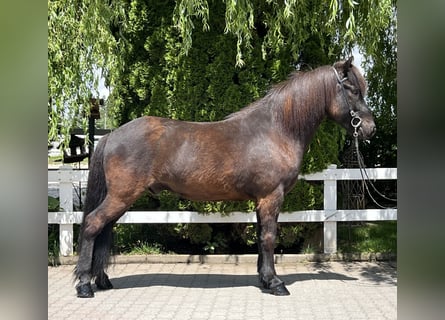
[109,271,358,291]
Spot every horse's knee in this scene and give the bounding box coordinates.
[258,229,277,254]
[260,231,275,244]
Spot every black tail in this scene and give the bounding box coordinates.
[77,134,114,279]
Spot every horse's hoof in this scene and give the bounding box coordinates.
[95,277,113,290]
[270,283,290,296]
[76,283,94,298]
[261,279,269,289]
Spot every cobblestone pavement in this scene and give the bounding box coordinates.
[48,261,397,320]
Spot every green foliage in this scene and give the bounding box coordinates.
[282,181,323,212]
[174,223,213,245]
[127,241,164,255]
[203,232,229,254]
[359,12,397,168]
[48,225,60,266]
[48,196,59,212]
[113,223,169,253]
[301,120,347,174]
[277,224,304,248]
[49,0,396,141]
[112,222,232,254]
[171,0,395,68]
[109,0,347,180]
[338,222,397,253]
[48,197,61,264]
[161,196,257,216]
[173,0,210,55]
[48,0,126,147]
[240,224,257,246]
[129,191,161,210]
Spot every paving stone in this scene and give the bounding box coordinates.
[49,261,396,319]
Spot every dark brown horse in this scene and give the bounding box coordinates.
[75,57,376,297]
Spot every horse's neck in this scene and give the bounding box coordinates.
[227,77,328,146]
[277,98,326,147]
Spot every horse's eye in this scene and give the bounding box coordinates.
[343,82,359,96]
[348,87,359,96]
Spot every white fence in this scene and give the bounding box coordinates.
[48,164,397,257]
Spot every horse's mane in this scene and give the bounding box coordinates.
[226,66,338,137]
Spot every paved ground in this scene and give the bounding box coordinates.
[48,261,397,320]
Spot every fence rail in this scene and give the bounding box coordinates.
[48,164,397,256]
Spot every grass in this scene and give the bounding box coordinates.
[301,244,317,254]
[126,241,165,255]
[337,221,397,254]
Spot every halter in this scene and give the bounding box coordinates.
[333,67,397,209]
[332,67,362,138]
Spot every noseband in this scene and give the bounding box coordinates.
[332,67,362,138]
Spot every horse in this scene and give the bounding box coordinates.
[74,57,376,297]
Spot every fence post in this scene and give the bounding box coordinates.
[323,164,337,254]
[59,165,74,256]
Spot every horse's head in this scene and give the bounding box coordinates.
[328,57,376,140]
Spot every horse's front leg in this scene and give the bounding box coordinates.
[256,187,290,296]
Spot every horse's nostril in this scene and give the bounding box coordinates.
[371,125,377,136]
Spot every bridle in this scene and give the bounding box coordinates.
[332,67,362,138]
[332,66,397,209]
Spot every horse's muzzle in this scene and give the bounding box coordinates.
[359,122,377,140]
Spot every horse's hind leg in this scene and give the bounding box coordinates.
[256,187,290,296]
[75,197,130,297]
[93,221,115,290]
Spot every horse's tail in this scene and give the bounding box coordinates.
[78,134,113,279]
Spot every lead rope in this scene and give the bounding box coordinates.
[353,135,397,209]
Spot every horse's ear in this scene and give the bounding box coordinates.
[333,56,354,78]
[339,56,354,78]
[343,56,354,74]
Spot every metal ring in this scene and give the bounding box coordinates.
[351,116,362,128]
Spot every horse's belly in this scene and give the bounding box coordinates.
[163,179,252,202]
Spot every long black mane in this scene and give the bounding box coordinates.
[225,66,336,138]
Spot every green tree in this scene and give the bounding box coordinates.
[48,0,125,146]
[48,0,396,206]
[360,21,397,168]
[48,0,396,150]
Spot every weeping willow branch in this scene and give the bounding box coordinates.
[173,0,210,55]
[48,0,395,146]
[48,0,125,147]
